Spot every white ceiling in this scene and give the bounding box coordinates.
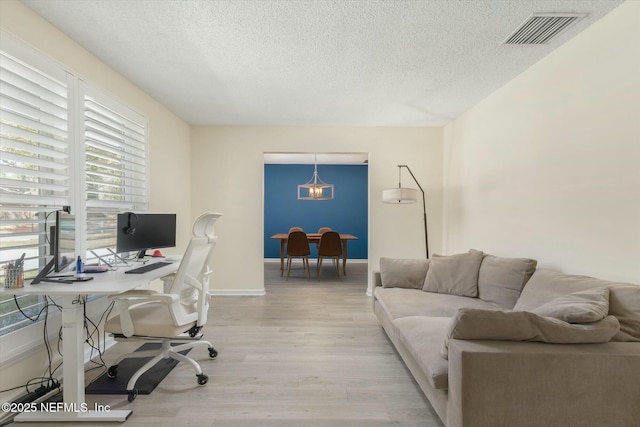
[22,0,623,127]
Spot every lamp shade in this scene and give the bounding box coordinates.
[382,188,419,204]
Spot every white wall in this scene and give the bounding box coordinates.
[0,0,192,395]
[443,1,640,283]
[190,126,443,294]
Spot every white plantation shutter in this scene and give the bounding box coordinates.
[0,37,149,337]
[81,84,148,254]
[0,48,71,335]
[83,86,147,211]
[0,50,71,206]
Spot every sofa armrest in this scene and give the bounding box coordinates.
[372,270,382,288]
[446,339,640,427]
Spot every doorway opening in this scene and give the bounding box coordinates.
[263,152,369,288]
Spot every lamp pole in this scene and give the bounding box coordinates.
[399,165,429,259]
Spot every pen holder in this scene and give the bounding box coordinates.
[4,266,24,289]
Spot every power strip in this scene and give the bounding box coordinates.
[0,381,61,426]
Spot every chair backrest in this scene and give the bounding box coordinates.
[318,231,342,256]
[166,212,222,327]
[286,230,310,256]
[289,226,303,233]
[317,227,332,234]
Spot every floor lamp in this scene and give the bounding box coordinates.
[382,164,429,258]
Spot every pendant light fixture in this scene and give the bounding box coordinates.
[297,154,334,200]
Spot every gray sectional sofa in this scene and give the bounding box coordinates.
[372,250,640,427]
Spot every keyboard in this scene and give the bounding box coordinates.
[124,261,172,274]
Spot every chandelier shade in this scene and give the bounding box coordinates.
[298,181,334,200]
[298,154,334,200]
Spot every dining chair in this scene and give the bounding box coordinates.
[289,226,304,233]
[285,230,311,280]
[313,227,332,248]
[317,231,342,280]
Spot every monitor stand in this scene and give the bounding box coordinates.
[93,248,131,267]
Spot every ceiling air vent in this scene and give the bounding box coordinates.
[504,13,587,45]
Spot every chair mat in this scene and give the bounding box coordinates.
[86,343,190,395]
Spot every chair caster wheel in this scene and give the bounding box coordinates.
[208,347,218,358]
[107,365,118,378]
[127,388,138,402]
[197,373,208,385]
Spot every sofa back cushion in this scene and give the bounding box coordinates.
[380,258,429,289]
[514,269,625,312]
[531,287,610,323]
[441,308,620,359]
[478,255,537,309]
[609,285,640,342]
[423,250,483,297]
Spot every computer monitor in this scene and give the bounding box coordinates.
[56,213,75,272]
[32,210,75,284]
[116,213,176,259]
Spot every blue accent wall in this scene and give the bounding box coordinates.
[264,164,368,259]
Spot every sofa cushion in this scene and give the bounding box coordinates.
[380,257,429,289]
[423,250,483,297]
[609,285,640,341]
[478,254,537,309]
[514,269,632,312]
[374,287,500,320]
[532,287,610,323]
[393,316,451,390]
[441,308,620,359]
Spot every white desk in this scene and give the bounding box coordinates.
[0,260,178,423]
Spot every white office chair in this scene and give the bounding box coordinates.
[104,212,222,402]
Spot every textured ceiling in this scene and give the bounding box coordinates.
[22,0,623,126]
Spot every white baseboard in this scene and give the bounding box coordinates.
[264,258,369,263]
[208,289,266,296]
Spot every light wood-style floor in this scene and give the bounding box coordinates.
[18,261,444,427]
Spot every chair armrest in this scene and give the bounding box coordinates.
[446,339,640,427]
[108,289,157,298]
[108,291,179,337]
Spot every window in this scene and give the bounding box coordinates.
[0,49,71,336]
[81,85,148,263]
[0,38,148,337]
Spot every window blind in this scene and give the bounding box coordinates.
[0,50,70,335]
[81,85,148,258]
[0,38,149,337]
[83,87,147,212]
[0,51,70,207]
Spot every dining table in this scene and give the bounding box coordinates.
[270,233,359,275]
